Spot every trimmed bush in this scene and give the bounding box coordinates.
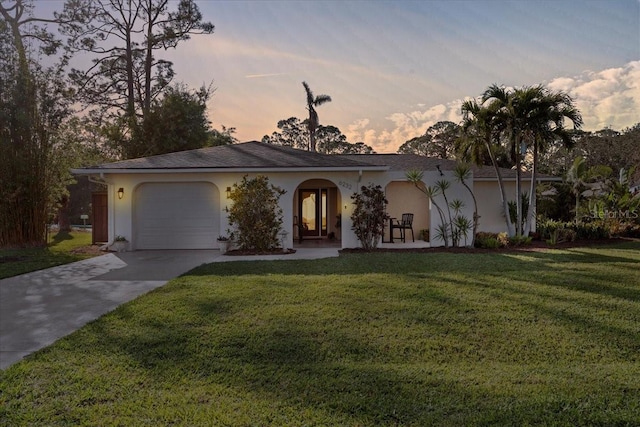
[351,184,389,250]
[227,175,285,251]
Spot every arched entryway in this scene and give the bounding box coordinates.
[294,179,342,244]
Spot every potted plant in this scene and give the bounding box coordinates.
[113,235,128,252]
[217,235,230,254]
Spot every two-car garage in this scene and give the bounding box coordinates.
[134,182,220,250]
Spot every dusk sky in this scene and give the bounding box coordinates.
[39,0,640,153]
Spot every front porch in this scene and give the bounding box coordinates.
[293,238,430,250]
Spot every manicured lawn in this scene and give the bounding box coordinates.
[0,231,97,279]
[1,241,639,425]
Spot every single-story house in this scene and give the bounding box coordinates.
[72,141,555,250]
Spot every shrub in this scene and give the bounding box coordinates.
[607,220,640,238]
[227,175,285,251]
[559,228,577,242]
[351,184,389,249]
[497,232,510,247]
[537,219,610,241]
[509,235,532,246]
[482,237,500,249]
[475,232,509,249]
[574,221,609,240]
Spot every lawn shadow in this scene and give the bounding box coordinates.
[50,231,74,245]
[81,299,555,425]
[186,241,640,279]
[15,241,639,425]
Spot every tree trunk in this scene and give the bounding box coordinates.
[461,179,479,247]
[144,1,154,116]
[523,143,538,236]
[485,139,515,236]
[57,195,72,232]
[515,135,523,237]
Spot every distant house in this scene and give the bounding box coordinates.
[72,141,556,250]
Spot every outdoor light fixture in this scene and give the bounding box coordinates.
[117,187,124,199]
[226,187,232,198]
[436,165,444,176]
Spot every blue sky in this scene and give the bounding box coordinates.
[37,0,640,152]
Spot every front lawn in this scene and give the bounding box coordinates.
[1,241,639,425]
[0,231,97,279]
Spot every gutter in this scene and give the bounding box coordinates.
[71,165,389,175]
[473,176,562,182]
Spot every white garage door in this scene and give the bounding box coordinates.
[135,182,219,249]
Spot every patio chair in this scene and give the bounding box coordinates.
[390,213,414,243]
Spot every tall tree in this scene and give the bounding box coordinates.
[573,125,640,182]
[0,0,77,246]
[302,81,331,152]
[58,0,214,157]
[131,82,213,157]
[208,125,238,146]
[398,121,460,158]
[521,88,582,235]
[261,117,309,149]
[480,84,581,237]
[481,84,527,236]
[262,118,374,154]
[460,98,516,236]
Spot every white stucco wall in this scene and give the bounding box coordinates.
[103,170,373,250]
[474,179,537,234]
[385,182,430,242]
[99,168,527,250]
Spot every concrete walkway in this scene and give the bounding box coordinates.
[0,247,339,370]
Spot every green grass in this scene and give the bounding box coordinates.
[1,241,639,426]
[0,231,96,279]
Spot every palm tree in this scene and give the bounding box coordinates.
[454,163,479,246]
[460,98,516,237]
[481,84,528,236]
[481,84,582,237]
[302,81,331,152]
[522,89,582,235]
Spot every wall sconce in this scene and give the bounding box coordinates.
[226,187,232,198]
[117,188,124,199]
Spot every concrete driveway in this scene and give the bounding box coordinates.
[0,250,220,370]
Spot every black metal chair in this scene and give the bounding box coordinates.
[390,213,414,243]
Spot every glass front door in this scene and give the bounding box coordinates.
[299,189,328,237]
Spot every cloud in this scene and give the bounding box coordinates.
[244,73,288,79]
[548,61,640,131]
[345,99,468,153]
[348,61,640,153]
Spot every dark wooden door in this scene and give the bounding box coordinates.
[92,192,108,244]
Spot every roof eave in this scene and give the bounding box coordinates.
[473,176,562,182]
[72,165,389,175]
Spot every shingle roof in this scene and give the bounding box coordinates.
[339,154,459,171]
[339,153,558,180]
[76,141,558,181]
[81,141,384,171]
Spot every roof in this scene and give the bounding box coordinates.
[75,141,386,173]
[340,154,558,181]
[74,141,558,181]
